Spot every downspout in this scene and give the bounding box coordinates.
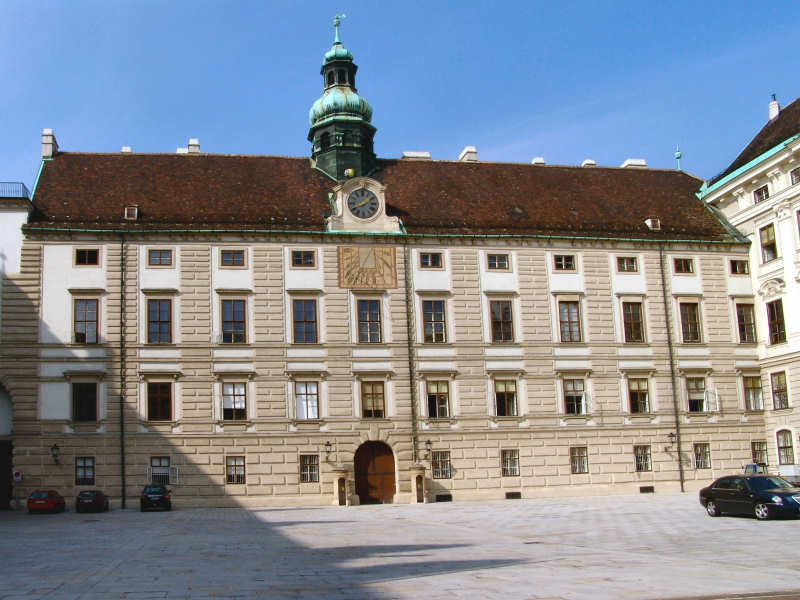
[658,241,684,492]
[401,230,420,463]
[118,234,127,508]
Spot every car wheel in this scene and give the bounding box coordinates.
[754,502,771,520]
[705,500,720,517]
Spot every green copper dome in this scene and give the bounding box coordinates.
[309,87,373,126]
[324,42,353,64]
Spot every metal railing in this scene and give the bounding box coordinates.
[0,182,30,199]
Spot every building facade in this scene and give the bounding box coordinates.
[0,29,774,508]
[701,95,800,480]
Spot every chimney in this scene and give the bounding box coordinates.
[581,159,596,167]
[458,146,478,162]
[176,147,189,154]
[620,158,647,168]
[769,94,780,120]
[531,157,545,165]
[121,146,132,153]
[188,138,200,153]
[41,128,59,159]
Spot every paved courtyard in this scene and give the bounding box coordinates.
[1,492,800,600]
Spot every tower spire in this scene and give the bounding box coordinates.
[333,13,345,44]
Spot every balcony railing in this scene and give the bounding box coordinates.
[0,182,30,199]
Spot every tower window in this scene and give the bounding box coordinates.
[320,133,330,151]
[337,69,346,84]
[327,71,335,86]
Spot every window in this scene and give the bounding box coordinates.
[74,299,98,344]
[554,255,575,271]
[777,430,794,465]
[147,382,172,421]
[426,380,450,418]
[487,254,509,270]
[767,299,786,344]
[422,300,446,343]
[694,443,711,469]
[679,302,701,343]
[490,300,514,342]
[222,382,247,420]
[357,299,382,343]
[628,378,649,413]
[75,249,99,266]
[221,299,246,343]
[300,455,319,483]
[150,456,170,486]
[361,381,385,418]
[673,258,694,274]
[501,449,519,477]
[792,167,800,186]
[735,304,756,344]
[617,256,638,273]
[75,457,95,486]
[634,445,652,472]
[147,299,172,344]
[291,250,315,268]
[759,224,777,263]
[622,301,644,343]
[226,456,245,484]
[494,380,517,417]
[292,299,318,344]
[294,381,319,420]
[72,382,97,422]
[432,451,452,479]
[221,249,245,267]
[729,259,749,275]
[743,376,763,411]
[570,447,588,474]
[753,185,769,203]
[419,252,443,268]
[148,249,172,266]
[558,300,582,343]
[751,441,768,467]
[771,371,788,410]
[564,378,586,415]
[687,377,706,412]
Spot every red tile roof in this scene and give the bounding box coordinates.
[710,97,800,185]
[27,152,735,242]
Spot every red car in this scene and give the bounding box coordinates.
[27,490,66,514]
[75,490,110,513]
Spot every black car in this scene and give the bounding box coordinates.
[699,475,800,520]
[140,485,171,512]
[75,490,110,513]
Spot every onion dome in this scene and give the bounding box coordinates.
[309,87,373,126]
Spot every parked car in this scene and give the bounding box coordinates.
[75,490,110,513]
[699,475,800,520]
[140,485,171,511]
[27,490,66,514]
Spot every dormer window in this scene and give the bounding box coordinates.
[753,185,769,203]
[124,206,138,220]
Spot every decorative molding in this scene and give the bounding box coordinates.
[757,277,785,299]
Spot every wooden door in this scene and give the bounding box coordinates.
[354,442,395,504]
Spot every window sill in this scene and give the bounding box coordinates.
[772,407,792,411]
[145,420,178,426]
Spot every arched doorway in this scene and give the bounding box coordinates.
[354,441,395,504]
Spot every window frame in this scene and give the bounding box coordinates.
[679,301,702,344]
[751,441,768,467]
[147,298,172,344]
[71,382,98,422]
[74,248,100,267]
[753,184,769,204]
[361,380,386,419]
[147,381,172,422]
[766,299,786,345]
[554,254,576,271]
[693,443,711,469]
[422,299,447,344]
[494,379,518,417]
[299,454,319,483]
[771,371,788,410]
[570,446,588,474]
[357,298,382,344]
[622,300,645,343]
[500,449,520,477]
[729,259,749,275]
[220,298,247,344]
[558,299,582,343]
[147,249,173,267]
[226,456,246,484]
[791,167,800,186]
[777,430,794,465]
[563,378,586,415]
[735,303,756,344]
[220,249,246,268]
[759,224,778,263]
[292,298,318,344]
[743,375,763,411]
[294,380,320,421]
[628,377,650,413]
[73,297,100,345]
[432,450,452,479]
[419,252,443,269]
[673,258,694,274]
[489,299,514,343]
[686,377,707,413]
[222,381,248,421]
[426,380,450,419]
[75,456,95,486]
[616,256,638,273]
[149,456,171,486]
[290,249,316,269]
[487,253,510,271]
[634,445,652,472]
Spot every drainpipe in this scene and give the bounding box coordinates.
[658,241,684,492]
[118,234,127,508]
[402,235,420,463]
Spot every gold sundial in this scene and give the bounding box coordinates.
[338,246,397,289]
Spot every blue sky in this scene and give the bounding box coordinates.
[1,1,797,192]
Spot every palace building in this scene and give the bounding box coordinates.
[0,23,782,508]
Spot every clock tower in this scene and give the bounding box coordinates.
[308,15,377,181]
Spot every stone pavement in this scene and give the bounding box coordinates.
[1,492,799,600]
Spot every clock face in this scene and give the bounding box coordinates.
[347,188,379,219]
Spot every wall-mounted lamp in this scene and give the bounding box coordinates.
[664,432,676,452]
[324,440,333,458]
[424,439,432,460]
[50,443,60,465]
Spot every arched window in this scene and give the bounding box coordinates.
[337,69,346,84]
[320,133,330,151]
[327,71,335,86]
[777,429,794,465]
